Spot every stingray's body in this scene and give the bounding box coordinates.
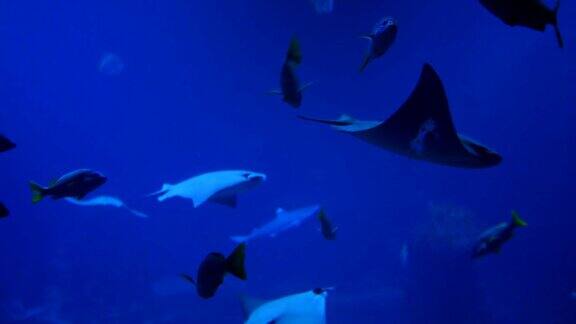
[153,170,266,208]
[299,64,502,168]
[480,0,563,47]
[231,205,322,243]
[243,289,328,324]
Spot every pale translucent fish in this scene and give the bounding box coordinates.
[231,205,321,243]
[64,196,148,218]
[151,170,266,208]
[310,0,334,14]
[243,289,328,324]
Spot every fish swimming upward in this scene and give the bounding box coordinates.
[359,17,398,72]
[150,170,266,208]
[231,205,322,242]
[242,288,329,324]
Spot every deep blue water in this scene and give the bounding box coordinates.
[0,0,575,323]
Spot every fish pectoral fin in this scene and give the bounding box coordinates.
[212,194,238,208]
[267,89,283,96]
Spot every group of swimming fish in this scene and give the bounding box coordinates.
[0,0,565,322]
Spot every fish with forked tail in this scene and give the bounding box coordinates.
[29,169,107,204]
[181,243,247,299]
[479,0,564,48]
[472,211,527,258]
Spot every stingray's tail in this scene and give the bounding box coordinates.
[553,0,564,48]
[298,114,355,127]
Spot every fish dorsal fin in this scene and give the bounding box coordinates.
[276,208,286,216]
[211,194,238,208]
[368,64,466,154]
[240,295,268,320]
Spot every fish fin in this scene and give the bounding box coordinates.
[180,273,196,286]
[553,23,564,49]
[359,54,373,73]
[148,183,172,200]
[286,36,302,65]
[226,243,247,280]
[240,295,267,320]
[230,235,248,243]
[212,194,238,208]
[511,210,527,227]
[299,81,315,92]
[267,89,283,96]
[373,64,466,153]
[29,181,46,204]
[297,114,356,127]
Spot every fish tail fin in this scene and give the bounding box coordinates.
[29,181,46,204]
[286,36,302,65]
[148,184,172,201]
[359,55,372,73]
[553,0,564,48]
[226,243,247,280]
[511,210,527,228]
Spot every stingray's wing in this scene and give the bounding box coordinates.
[353,64,468,155]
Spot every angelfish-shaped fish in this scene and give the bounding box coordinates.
[360,17,398,72]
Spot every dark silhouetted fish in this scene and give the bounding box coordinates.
[0,134,16,153]
[480,0,563,48]
[181,243,247,299]
[472,211,527,258]
[317,209,337,240]
[29,169,107,204]
[299,64,502,168]
[270,37,313,108]
[0,202,9,218]
[360,17,398,72]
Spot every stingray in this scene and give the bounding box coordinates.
[299,64,502,168]
[231,205,322,243]
[480,0,563,48]
[64,195,148,218]
[150,170,266,208]
[242,288,328,324]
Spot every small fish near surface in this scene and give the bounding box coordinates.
[359,17,398,73]
[479,0,564,48]
[0,134,16,153]
[150,170,266,208]
[29,169,107,204]
[0,202,9,218]
[472,210,527,259]
[269,37,314,108]
[242,288,329,324]
[181,243,247,299]
[317,209,337,240]
[231,205,322,243]
[299,64,503,168]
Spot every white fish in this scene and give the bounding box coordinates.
[242,288,328,324]
[231,205,321,242]
[151,170,266,208]
[64,195,148,218]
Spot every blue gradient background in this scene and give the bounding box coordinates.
[0,0,575,323]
